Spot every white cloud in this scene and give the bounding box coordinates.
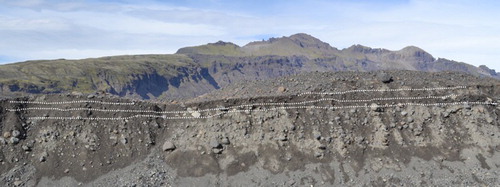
[0,0,45,7]
[0,0,498,71]
[81,16,226,36]
[0,16,69,31]
[304,0,500,71]
[11,49,175,61]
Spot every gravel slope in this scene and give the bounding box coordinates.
[1,71,500,186]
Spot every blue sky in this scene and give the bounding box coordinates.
[0,0,499,71]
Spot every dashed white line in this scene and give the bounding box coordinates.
[6,94,457,114]
[6,85,496,121]
[298,86,467,96]
[25,101,497,121]
[8,86,466,105]
[8,100,135,105]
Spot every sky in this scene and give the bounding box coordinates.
[0,0,499,71]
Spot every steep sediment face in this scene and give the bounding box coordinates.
[1,71,499,186]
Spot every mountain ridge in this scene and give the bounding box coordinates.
[0,33,498,100]
[177,34,436,60]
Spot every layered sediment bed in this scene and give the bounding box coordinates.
[1,71,500,186]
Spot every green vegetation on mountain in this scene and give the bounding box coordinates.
[240,33,339,58]
[178,33,339,58]
[0,55,195,95]
[0,33,498,100]
[177,41,245,56]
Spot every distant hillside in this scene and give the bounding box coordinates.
[178,33,498,76]
[0,33,498,100]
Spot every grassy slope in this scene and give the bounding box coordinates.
[242,39,323,58]
[176,42,245,56]
[177,34,338,59]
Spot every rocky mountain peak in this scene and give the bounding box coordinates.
[2,33,499,102]
[479,65,498,76]
[175,41,242,56]
[344,44,389,54]
[288,33,323,44]
[398,46,435,62]
[241,33,338,57]
[400,46,425,53]
[288,33,336,50]
[210,41,240,47]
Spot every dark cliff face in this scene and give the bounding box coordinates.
[89,66,221,100]
[0,33,498,100]
[189,54,309,88]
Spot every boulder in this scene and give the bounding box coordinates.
[39,152,48,162]
[277,86,286,93]
[313,132,321,140]
[277,135,288,141]
[371,103,383,112]
[11,130,21,138]
[9,137,19,145]
[13,180,22,186]
[318,144,327,150]
[221,137,230,145]
[191,111,201,118]
[210,138,222,149]
[162,141,176,151]
[401,111,408,116]
[378,73,393,83]
[212,148,223,154]
[3,132,11,138]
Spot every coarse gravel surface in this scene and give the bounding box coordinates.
[1,70,500,186]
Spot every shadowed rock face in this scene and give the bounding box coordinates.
[112,67,221,99]
[1,71,499,186]
[1,34,498,101]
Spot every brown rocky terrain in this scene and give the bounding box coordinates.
[1,71,499,186]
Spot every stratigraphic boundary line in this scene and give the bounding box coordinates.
[8,100,135,105]
[8,86,466,105]
[298,86,467,96]
[26,101,497,121]
[7,85,497,121]
[7,94,457,114]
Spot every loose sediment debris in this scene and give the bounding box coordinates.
[0,71,499,186]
